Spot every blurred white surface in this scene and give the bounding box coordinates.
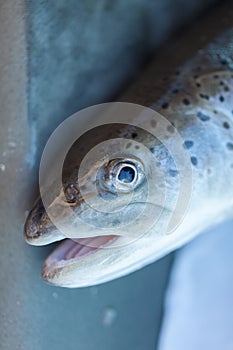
[158,219,233,350]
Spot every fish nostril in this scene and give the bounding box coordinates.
[64,183,79,203]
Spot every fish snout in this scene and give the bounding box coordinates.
[24,197,64,246]
[24,198,45,238]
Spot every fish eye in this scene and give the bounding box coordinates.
[117,165,136,184]
[102,158,145,193]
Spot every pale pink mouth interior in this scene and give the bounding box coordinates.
[45,235,116,267]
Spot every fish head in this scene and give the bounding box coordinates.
[24,122,176,287]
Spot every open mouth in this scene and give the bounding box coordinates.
[24,197,118,283]
[43,235,117,270]
[40,235,119,286]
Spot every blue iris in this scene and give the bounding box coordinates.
[118,166,135,183]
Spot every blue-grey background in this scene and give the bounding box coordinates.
[0,1,230,349]
[27,0,220,166]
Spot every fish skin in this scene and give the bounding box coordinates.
[24,28,233,287]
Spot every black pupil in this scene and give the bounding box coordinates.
[118,166,135,183]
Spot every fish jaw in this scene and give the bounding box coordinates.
[40,202,233,288]
[41,233,167,288]
[24,195,173,288]
[24,198,144,287]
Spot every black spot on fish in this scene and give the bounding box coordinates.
[183,140,194,149]
[214,74,219,79]
[169,169,179,177]
[172,88,179,94]
[191,156,198,166]
[220,81,224,86]
[197,111,210,122]
[196,83,201,88]
[193,74,199,79]
[162,102,169,109]
[132,132,138,139]
[135,145,140,150]
[150,147,154,153]
[223,122,230,129]
[220,59,227,65]
[199,93,209,100]
[224,86,230,92]
[226,142,233,151]
[183,98,190,106]
[219,95,225,102]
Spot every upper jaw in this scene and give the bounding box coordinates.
[24,197,65,246]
